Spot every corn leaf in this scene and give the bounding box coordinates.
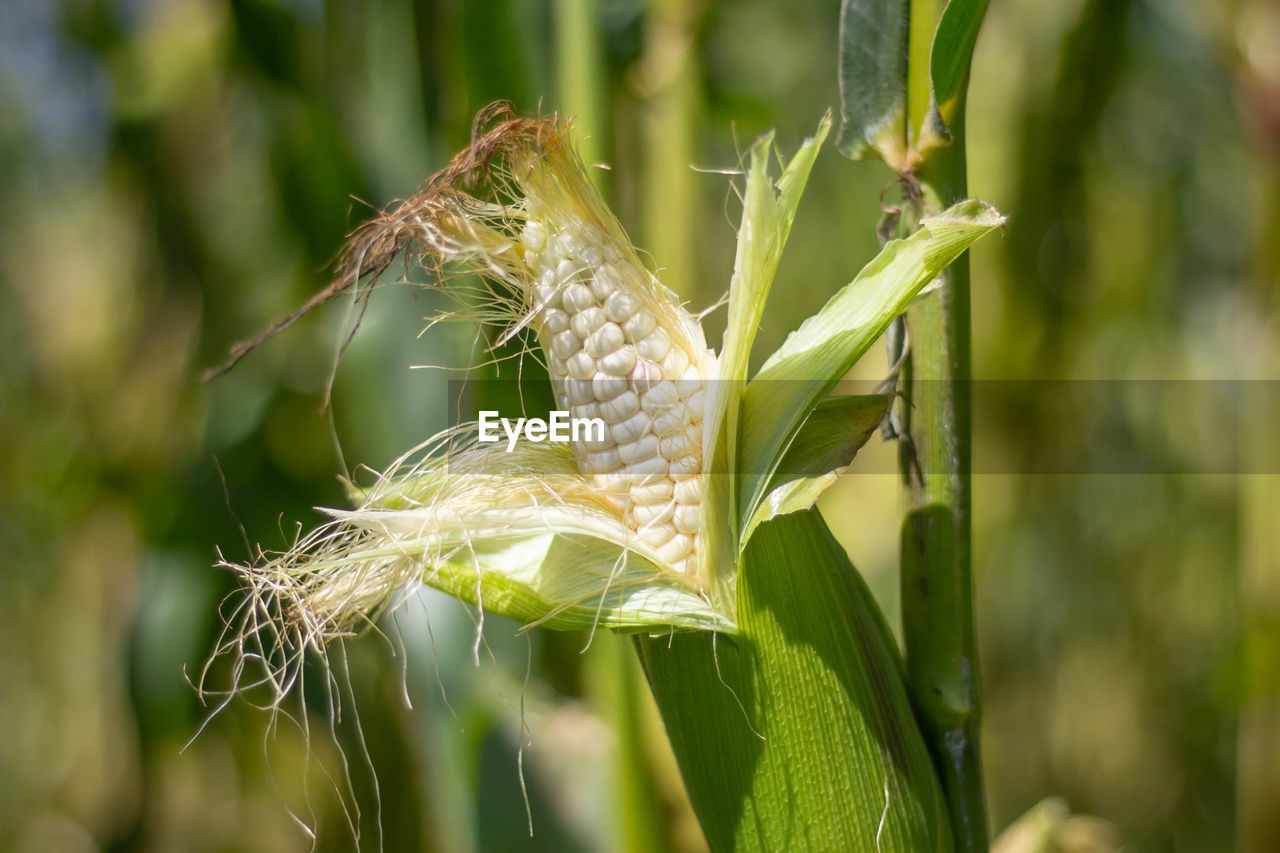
[916,0,993,154]
[739,199,1004,529]
[314,504,734,633]
[719,113,831,391]
[637,509,952,852]
[742,393,890,542]
[836,0,911,165]
[413,531,735,633]
[704,113,830,613]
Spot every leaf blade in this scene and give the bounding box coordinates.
[742,393,891,541]
[703,115,831,614]
[638,509,952,852]
[917,0,992,153]
[836,0,911,165]
[739,199,1005,528]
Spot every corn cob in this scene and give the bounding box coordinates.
[231,106,722,583]
[521,215,712,575]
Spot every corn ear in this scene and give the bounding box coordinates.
[207,107,740,703]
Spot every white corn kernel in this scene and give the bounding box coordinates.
[611,410,652,445]
[563,282,596,313]
[673,504,700,535]
[592,374,628,401]
[661,345,689,377]
[632,501,676,527]
[630,360,661,393]
[599,346,638,376]
[673,477,701,504]
[542,306,569,333]
[669,455,700,476]
[550,329,580,360]
[604,290,638,322]
[623,310,657,341]
[598,390,639,422]
[584,323,625,359]
[641,380,678,411]
[660,433,696,460]
[589,262,617,299]
[657,533,694,563]
[630,479,674,505]
[618,435,660,465]
[588,448,622,473]
[570,306,607,339]
[638,525,673,548]
[523,220,545,252]
[566,379,595,405]
[636,327,671,361]
[566,351,596,380]
[621,457,669,478]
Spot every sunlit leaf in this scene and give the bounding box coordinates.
[917,0,992,153]
[638,509,952,852]
[703,114,830,609]
[742,393,890,541]
[739,199,1005,529]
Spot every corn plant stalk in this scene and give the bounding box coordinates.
[899,130,987,851]
[636,124,1003,848]
[839,1,992,847]
[900,3,990,850]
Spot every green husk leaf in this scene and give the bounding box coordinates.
[704,113,831,614]
[742,393,890,541]
[383,529,734,633]
[719,113,832,390]
[739,199,1005,529]
[638,509,952,852]
[216,438,735,696]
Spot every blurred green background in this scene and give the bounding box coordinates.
[2,0,1278,850]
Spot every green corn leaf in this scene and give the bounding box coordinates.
[719,113,831,392]
[402,530,735,633]
[836,0,911,166]
[705,113,830,612]
[917,0,993,154]
[742,393,890,542]
[637,509,953,852]
[739,199,1004,529]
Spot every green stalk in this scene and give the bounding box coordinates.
[899,14,988,852]
[641,0,702,299]
[1236,146,1280,853]
[554,0,606,189]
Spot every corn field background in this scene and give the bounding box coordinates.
[2,0,1278,851]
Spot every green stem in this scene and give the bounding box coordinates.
[641,0,703,300]
[900,14,988,851]
[554,0,607,190]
